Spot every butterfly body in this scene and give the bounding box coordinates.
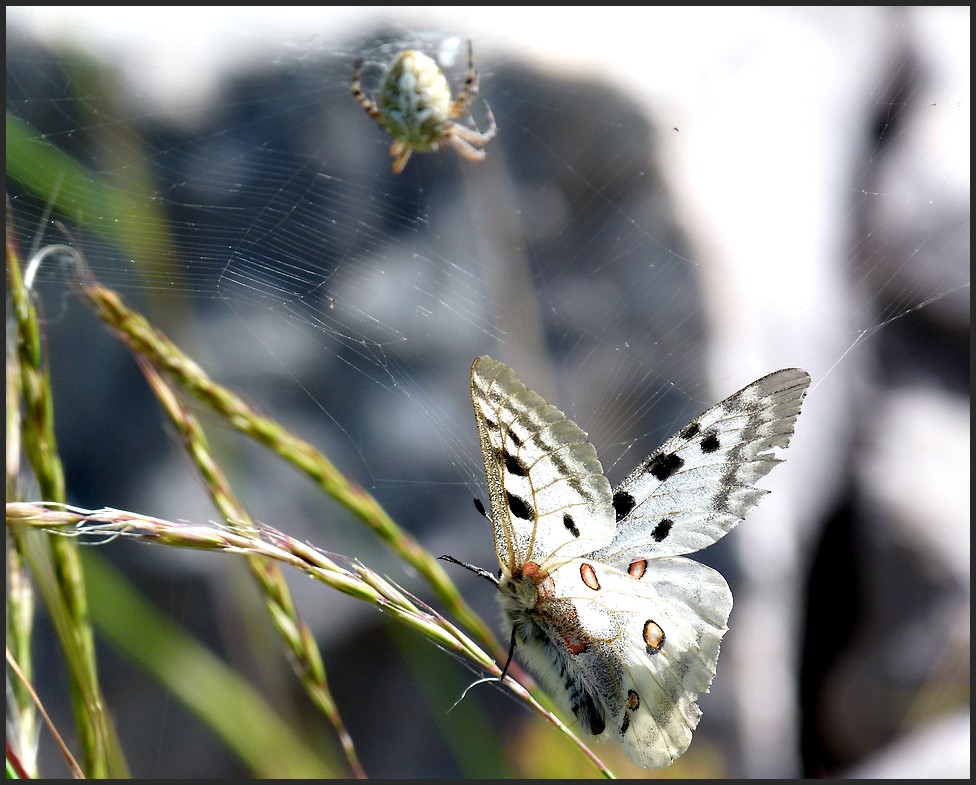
[466,355,811,768]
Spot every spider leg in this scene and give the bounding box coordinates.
[389,140,413,174]
[451,103,498,147]
[449,39,479,119]
[447,134,487,163]
[351,58,383,123]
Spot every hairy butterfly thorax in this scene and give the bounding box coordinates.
[442,355,811,768]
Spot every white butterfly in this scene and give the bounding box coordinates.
[445,355,811,768]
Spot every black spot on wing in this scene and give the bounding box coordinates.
[652,518,673,542]
[644,450,684,481]
[504,451,527,477]
[563,513,580,538]
[612,491,636,522]
[507,429,521,447]
[506,491,534,521]
[700,429,720,453]
[680,422,701,439]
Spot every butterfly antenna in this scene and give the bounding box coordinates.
[438,554,499,586]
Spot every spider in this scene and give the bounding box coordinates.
[351,40,497,174]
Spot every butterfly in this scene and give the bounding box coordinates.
[443,355,811,768]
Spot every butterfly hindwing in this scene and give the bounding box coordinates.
[527,555,734,767]
[471,356,615,571]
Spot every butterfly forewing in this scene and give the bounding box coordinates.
[471,356,615,571]
[594,368,811,565]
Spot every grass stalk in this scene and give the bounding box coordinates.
[6,215,124,777]
[137,358,365,778]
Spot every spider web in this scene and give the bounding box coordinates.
[6,6,969,779]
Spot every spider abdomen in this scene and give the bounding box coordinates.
[379,51,453,150]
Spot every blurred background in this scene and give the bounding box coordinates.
[6,6,969,778]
